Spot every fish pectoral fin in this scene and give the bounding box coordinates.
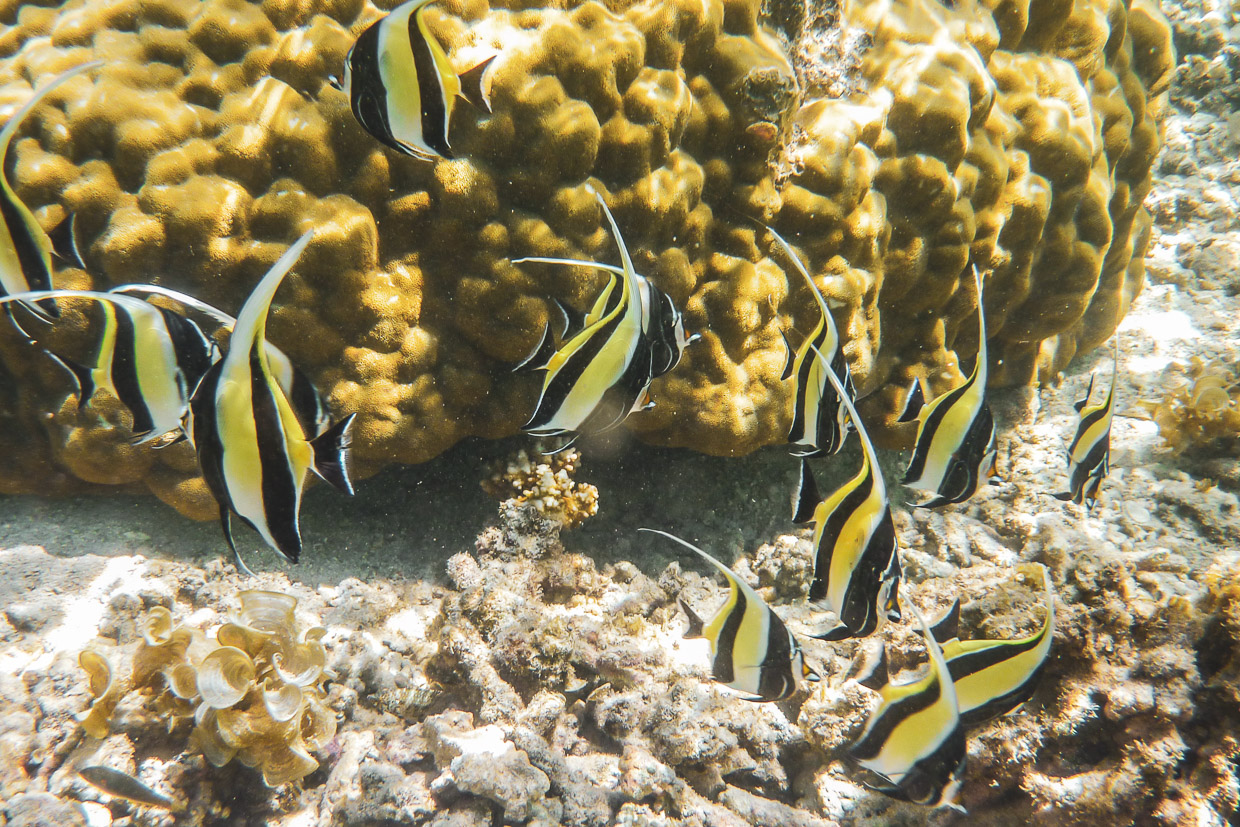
[458,54,496,113]
[47,351,96,410]
[514,322,557,372]
[48,212,86,271]
[310,413,357,495]
[897,377,926,422]
[791,458,820,523]
[812,622,854,642]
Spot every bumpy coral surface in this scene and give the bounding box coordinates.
[0,0,1173,512]
[481,445,599,529]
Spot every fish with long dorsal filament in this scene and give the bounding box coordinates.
[1054,336,1119,510]
[109,283,330,438]
[1,61,102,327]
[898,265,999,507]
[793,339,902,642]
[856,564,1055,728]
[640,528,819,702]
[512,185,693,451]
[337,0,494,160]
[186,232,356,576]
[848,603,968,812]
[0,290,213,444]
[765,224,856,458]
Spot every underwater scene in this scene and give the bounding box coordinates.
[0,0,1237,822]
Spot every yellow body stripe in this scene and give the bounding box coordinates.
[418,4,459,101]
[377,2,429,154]
[1068,401,1114,464]
[132,305,184,431]
[814,463,884,612]
[909,377,983,489]
[92,301,119,397]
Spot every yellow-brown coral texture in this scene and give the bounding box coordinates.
[0,0,1172,512]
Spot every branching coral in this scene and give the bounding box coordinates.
[1142,357,1240,454]
[482,445,599,529]
[0,0,1174,512]
[79,590,336,787]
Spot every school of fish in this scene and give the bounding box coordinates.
[0,3,1128,810]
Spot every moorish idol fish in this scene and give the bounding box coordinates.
[512,186,664,448]
[898,266,998,508]
[1054,337,1118,510]
[339,0,495,160]
[766,225,855,457]
[857,564,1055,728]
[0,290,213,444]
[1,61,101,323]
[793,341,902,642]
[848,605,967,812]
[110,283,330,438]
[186,232,356,575]
[640,528,820,702]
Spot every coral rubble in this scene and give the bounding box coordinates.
[1141,357,1240,455]
[0,0,1173,511]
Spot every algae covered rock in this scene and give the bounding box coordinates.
[0,0,1173,512]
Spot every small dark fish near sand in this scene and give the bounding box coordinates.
[78,765,181,811]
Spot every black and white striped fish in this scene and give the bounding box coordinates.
[848,605,967,812]
[187,232,355,575]
[512,187,667,447]
[858,565,1055,728]
[0,290,212,444]
[1,61,100,323]
[640,528,819,702]
[110,283,330,438]
[793,341,902,642]
[339,0,494,160]
[767,226,855,457]
[1054,338,1118,510]
[899,266,998,507]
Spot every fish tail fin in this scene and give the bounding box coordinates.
[514,322,556,372]
[678,596,705,639]
[851,641,890,690]
[48,213,86,271]
[458,54,496,113]
[792,458,820,523]
[310,413,356,495]
[47,351,96,410]
[929,598,960,642]
[897,378,925,422]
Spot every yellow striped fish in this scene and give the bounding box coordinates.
[640,528,819,702]
[858,565,1055,728]
[187,232,356,575]
[0,290,212,444]
[512,186,660,448]
[1054,337,1118,510]
[1,61,101,323]
[340,0,494,160]
[793,341,902,642]
[898,266,998,508]
[848,605,967,811]
[766,225,855,457]
[110,283,330,439]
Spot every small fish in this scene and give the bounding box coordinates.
[847,604,967,812]
[187,232,356,575]
[898,265,998,507]
[512,186,664,448]
[767,225,855,458]
[110,283,330,438]
[640,527,819,702]
[1,61,102,324]
[858,564,1055,728]
[1054,337,1118,510]
[793,340,901,641]
[0,290,213,443]
[339,0,495,160]
[78,765,180,810]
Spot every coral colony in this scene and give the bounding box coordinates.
[3,0,1226,822]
